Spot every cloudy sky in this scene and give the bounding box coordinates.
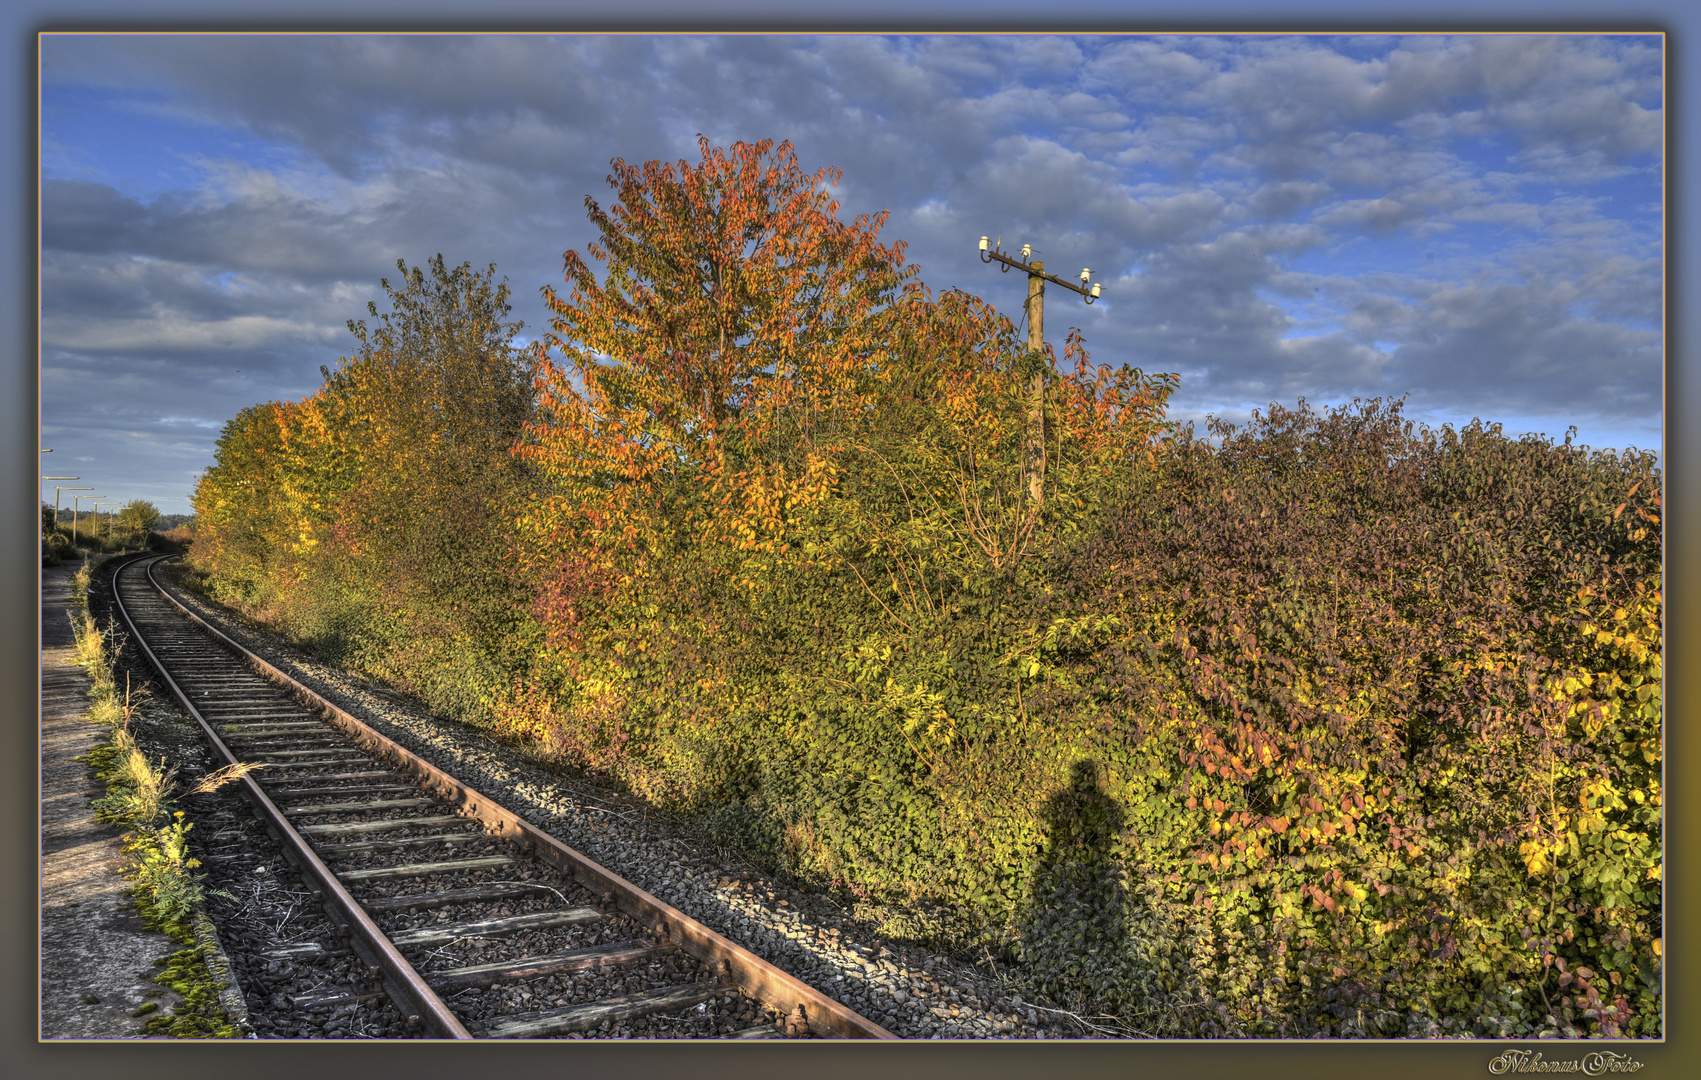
[39,32,1663,515]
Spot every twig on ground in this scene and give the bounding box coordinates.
[1021,1000,1151,1039]
[484,880,570,905]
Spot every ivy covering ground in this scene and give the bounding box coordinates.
[185,138,1661,1039]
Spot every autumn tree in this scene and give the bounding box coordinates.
[117,499,161,543]
[514,137,1177,855]
[334,254,534,480]
[518,138,914,659]
[193,256,537,719]
[542,134,913,449]
[190,402,294,607]
[289,255,537,714]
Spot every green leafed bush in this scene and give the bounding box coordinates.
[1026,399,1661,1036]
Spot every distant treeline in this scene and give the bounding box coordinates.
[186,139,1662,1039]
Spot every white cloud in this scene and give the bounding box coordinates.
[38,32,1664,512]
[45,313,340,352]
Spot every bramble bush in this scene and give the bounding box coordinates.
[188,137,1660,1038]
[1021,400,1661,1037]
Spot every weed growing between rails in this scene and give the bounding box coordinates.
[68,563,259,1038]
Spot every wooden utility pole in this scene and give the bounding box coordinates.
[1024,262,1046,507]
[978,237,1103,511]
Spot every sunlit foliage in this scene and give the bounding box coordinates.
[1023,402,1662,1036]
[191,256,537,721]
[116,499,161,544]
[189,139,1660,1039]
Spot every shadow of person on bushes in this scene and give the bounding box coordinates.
[1023,760,1126,1008]
[1020,758,1199,1036]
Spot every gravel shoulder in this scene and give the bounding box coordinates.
[153,561,1080,1040]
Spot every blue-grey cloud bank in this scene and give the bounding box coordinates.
[40,33,1663,515]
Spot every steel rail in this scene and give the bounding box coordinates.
[112,556,472,1038]
[127,554,897,1040]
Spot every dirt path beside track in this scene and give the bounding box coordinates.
[40,562,183,1039]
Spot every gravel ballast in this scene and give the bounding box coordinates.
[145,562,1085,1040]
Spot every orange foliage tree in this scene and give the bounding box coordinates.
[512,138,1178,920]
[515,136,913,680]
[190,401,296,607]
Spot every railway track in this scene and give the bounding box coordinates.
[112,553,897,1041]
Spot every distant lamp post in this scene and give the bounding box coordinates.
[72,495,107,547]
[94,503,117,544]
[41,451,81,527]
[977,235,1104,508]
[50,486,89,529]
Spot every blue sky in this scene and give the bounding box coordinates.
[39,33,1664,515]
